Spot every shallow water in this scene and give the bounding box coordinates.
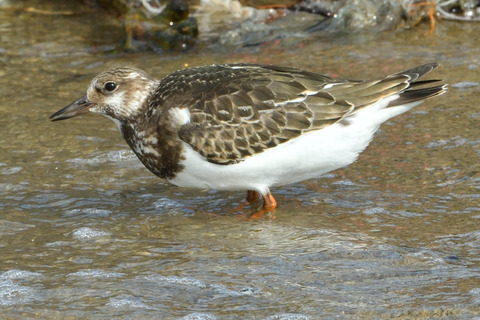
[1,1,479,319]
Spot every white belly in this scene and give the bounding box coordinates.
[169,98,421,195]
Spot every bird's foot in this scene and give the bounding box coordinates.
[234,190,261,212]
[249,192,277,220]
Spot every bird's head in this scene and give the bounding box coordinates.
[50,67,158,126]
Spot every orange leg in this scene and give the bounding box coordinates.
[250,192,278,220]
[234,190,260,211]
[246,190,260,203]
[262,192,277,211]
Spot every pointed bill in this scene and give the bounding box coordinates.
[49,94,93,121]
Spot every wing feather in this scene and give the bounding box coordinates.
[147,63,445,164]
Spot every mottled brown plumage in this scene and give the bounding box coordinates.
[142,63,444,164]
[50,62,446,212]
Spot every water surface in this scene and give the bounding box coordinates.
[1,1,479,319]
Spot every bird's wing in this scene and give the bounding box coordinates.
[156,63,441,164]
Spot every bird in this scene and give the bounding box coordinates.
[50,62,446,213]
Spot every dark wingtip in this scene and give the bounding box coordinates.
[388,63,446,107]
[395,62,440,82]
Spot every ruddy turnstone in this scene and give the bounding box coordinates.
[50,63,446,212]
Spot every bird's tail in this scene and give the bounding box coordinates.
[388,63,447,108]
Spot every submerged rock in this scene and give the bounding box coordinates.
[192,0,428,49]
[77,0,478,51]
[304,0,404,33]
[85,0,198,52]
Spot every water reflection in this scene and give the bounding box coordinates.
[0,0,479,319]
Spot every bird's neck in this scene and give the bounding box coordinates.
[120,119,185,180]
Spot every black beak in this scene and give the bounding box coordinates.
[50,94,93,121]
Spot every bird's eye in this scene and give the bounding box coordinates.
[104,82,117,92]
